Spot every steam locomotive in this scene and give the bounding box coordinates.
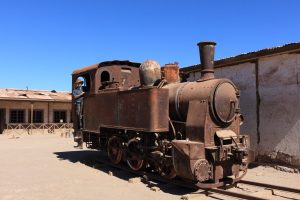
[71,41,249,188]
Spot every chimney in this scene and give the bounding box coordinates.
[161,62,180,83]
[197,41,216,81]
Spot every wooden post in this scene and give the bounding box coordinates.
[30,103,33,135]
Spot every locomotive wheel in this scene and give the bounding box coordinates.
[126,138,145,171]
[127,158,144,171]
[107,136,123,164]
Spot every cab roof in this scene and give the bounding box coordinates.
[72,60,141,75]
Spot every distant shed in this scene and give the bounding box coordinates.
[181,42,300,167]
[0,88,72,134]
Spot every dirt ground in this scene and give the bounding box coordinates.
[0,133,299,200]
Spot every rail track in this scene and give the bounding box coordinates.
[90,152,300,200]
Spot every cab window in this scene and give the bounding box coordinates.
[75,75,90,92]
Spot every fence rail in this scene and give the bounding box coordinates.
[4,123,73,136]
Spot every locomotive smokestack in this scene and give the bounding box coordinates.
[197,41,216,81]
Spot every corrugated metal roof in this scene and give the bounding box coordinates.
[0,88,71,102]
[181,42,300,73]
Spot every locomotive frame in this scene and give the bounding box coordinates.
[71,42,250,188]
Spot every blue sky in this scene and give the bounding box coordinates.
[0,0,299,91]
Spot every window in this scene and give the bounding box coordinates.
[101,71,110,82]
[54,110,66,123]
[74,75,90,93]
[29,110,44,123]
[10,109,25,123]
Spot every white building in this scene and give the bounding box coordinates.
[0,88,72,134]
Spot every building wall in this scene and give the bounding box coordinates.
[0,100,72,124]
[258,53,300,165]
[186,53,300,166]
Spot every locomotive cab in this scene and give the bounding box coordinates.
[72,61,141,134]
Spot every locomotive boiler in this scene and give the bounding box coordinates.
[71,41,250,188]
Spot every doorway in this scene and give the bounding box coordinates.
[0,109,6,134]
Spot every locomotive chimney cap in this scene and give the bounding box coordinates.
[197,41,216,47]
[197,41,216,81]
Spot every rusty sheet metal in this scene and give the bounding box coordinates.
[161,63,179,83]
[72,60,141,75]
[84,87,169,132]
[97,65,140,90]
[172,140,206,181]
[182,42,300,73]
[72,63,99,75]
[117,88,168,132]
[83,91,118,132]
[185,100,207,142]
[214,162,240,180]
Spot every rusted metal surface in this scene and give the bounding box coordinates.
[116,88,169,132]
[161,63,180,83]
[213,81,238,124]
[172,140,206,180]
[83,87,169,132]
[165,79,239,126]
[107,136,123,164]
[72,63,99,76]
[182,42,300,73]
[97,65,140,91]
[72,61,141,130]
[164,42,248,186]
[139,60,161,86]
[71,41,250,189]
[239,180,300,194]
[197,41,216,81]
[126,137,145,171]
[72,60,140,75]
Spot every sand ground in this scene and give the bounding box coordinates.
[0,133,299,200]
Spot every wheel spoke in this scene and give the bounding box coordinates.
[126,137,144,171]
[107,136,123,164]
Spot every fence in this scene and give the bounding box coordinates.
[3,123,73,136]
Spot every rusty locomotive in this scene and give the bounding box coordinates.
[72,41,250,188]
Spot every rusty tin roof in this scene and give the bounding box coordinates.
[181,42,300,73]
[0,88,71,102]
[72,60,141,75]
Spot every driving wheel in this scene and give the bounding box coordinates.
[126,138,145,171]
[107,136,123,164]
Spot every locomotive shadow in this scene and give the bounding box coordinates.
[54,150,210,197]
